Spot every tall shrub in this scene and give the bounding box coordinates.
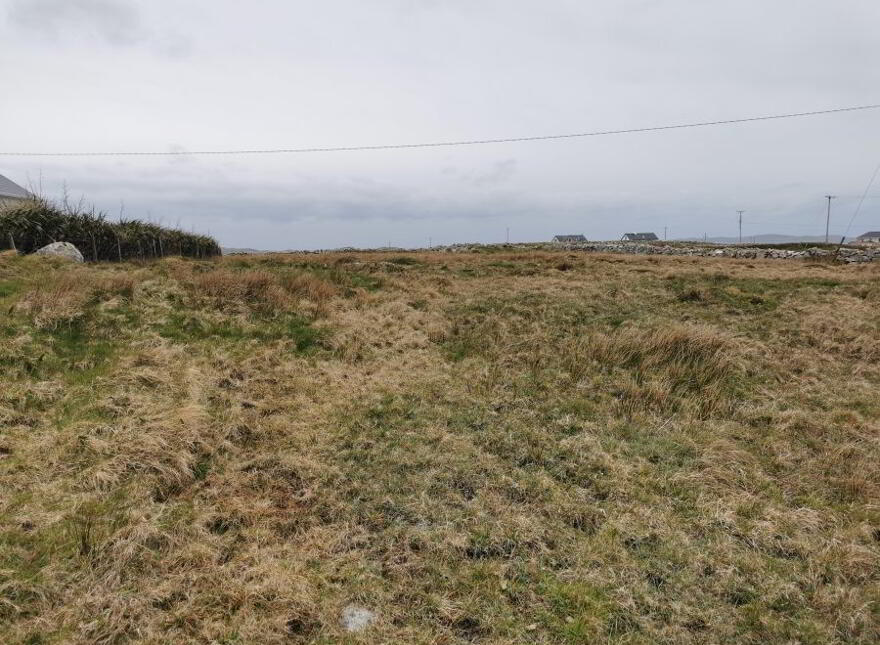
[0,199,221,261]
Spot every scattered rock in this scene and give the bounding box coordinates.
[33,242,84,263]
[340,605,377,632]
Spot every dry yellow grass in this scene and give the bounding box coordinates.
[0,249,878,643]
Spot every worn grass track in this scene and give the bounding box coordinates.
[1,249,878,643]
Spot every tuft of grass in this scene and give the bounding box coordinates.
[578,324,735,382]
[190,268,289,312]
[280,272,338,316]
[14,270,140,330]
[15,273,93,329]
[676,287,705,302]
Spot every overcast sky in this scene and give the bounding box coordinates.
[1,0,879,249]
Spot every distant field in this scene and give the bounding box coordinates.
[1,249,878,643]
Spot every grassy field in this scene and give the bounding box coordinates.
[1,249,878,644]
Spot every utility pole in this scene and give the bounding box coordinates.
[664,226,667,241]
[737,210,745,244]
[824,195,836,244]
[506,227,509,244]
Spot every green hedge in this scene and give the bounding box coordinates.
[0,199,221,261]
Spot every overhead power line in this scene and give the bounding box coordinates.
[1,104,878,158]
[840,158,880,243]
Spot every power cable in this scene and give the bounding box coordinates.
[0,104,878,157]
[839,158,880,244]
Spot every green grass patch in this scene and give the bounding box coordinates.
[387,256,422,266]
[538,578,615,642]
[158,312,322,352]
[0,318,118,384]
[0,279,22,300]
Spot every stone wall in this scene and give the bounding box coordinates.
[442,242,880,263]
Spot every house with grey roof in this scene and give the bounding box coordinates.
[552,234,587,243]
[621,232,659,242]
[0,173,31,209]
[854,231,880,244]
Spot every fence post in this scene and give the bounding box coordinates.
[116,232,123,262]
[158,235,164,257]
[90,232,98,262]
[8,232,15,251]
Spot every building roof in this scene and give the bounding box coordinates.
[856,231,880,239]
[0,174,31,199]
[623,232,659,241]
[552,234,587,242]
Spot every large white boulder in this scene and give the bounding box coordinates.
[34,242,84,263]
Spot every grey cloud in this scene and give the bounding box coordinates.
[7,0,192,56]
[59,169,531,225]
[446,159,518,187]
[474,159,517,186]
[150,31,193,58]
[441,159,518,188]
[9,0,144,46]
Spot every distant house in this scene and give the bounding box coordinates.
[552,234,587,243]
[854,231,880,244]
[620,233,660,242]
[0,173,31,209]
[621,232,659,242]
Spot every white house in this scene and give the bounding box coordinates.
[0,173,31,209]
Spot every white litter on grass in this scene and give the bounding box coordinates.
[340,605,377,632]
